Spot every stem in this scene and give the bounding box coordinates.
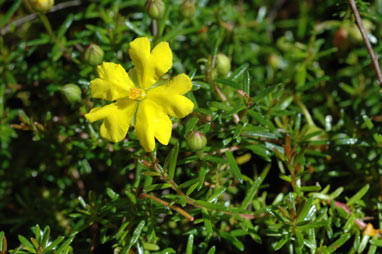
[334,201,366,229]
[140,193,194,221]
[152,19,158,38]
[38,13,57,42]
[294,95,315,126]
[207,78,240,124]
[148,152,255,219]
[349,0,382,86]
[1,0,82,36]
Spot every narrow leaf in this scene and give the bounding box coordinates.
[186,234,194,254]
[241,177,262,209]
[225,150,243,183]
[347,184,369,206]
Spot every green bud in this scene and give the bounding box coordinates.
[216,53,231,77]
[83,44,104,66]
[24,0,54,13]
[345,20,373,44]
[186,131,207,151]
[180,0,195,18]
[60,83,82,104]
[146,0,165,19]
[268,53,282,69]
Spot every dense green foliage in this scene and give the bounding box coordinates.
[2,0,382,253]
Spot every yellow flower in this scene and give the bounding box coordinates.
[85,37,194,152]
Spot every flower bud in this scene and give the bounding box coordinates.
[24,0,54,13]
[83,44,104,66]
[60,83,82,104]
[180,0,195,18]
[146,0,165,19]
[268,53,282,69]
[186,131,207,151]
[216,53,231,77]
[333,28,349,51]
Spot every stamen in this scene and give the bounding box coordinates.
[128,88,145,100]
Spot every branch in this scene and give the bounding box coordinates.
[139,193,194,222]
[1,0,82,36]
[349,0,382,86]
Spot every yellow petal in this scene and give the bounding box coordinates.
[146,74,194,118]
[90,62,135,101]
[129,37,172,90]
[134,100,172,152]
[85,99,137,142]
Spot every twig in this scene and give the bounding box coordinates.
[334,201,366,228]
[349,0,382,86]
[211,82,240,124]
[148,152,255,219]
[140,193,194,222]
[1,0,82,36]
[152,19,158,37]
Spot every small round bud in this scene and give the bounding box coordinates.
[146,0,165,19]
[180,0,195,18]
[186,131,207,151]
[333,28,349,51]
[60,83,82,104]
[24,0,54,13]
[83,44,104,66]
[268,53,282,69]
[216,53,231,77]
[347,24,362,43]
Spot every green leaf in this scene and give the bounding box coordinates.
[57,13,74,38]
[347,184,369,206]
[272,236,288,250]
[41,226,50,248]
[323,233,351,254]
[34,224,41,245]
[144,183,172,192]
[243,71,250,96]
[179,178,200,189]
[241,177,262,209]
[243,126,279,139]
[219,231,244,251]
[18,235,34,250]
[298,221,328,230]
[106,187,119,200]
[207,246,216,254]
[215,78,242,90]
[229,64,249,81]
[195,200,251,214]
[202,208,213,239]
[207,186,227,203]
[123,220,145,254]
[225,150,243,183]
[358,235,370,253]
[166,142,179,180]
[295,65,306,88]
[253,83,282,103]
[56,237,74,253]
[297,196,314,223]
[186,234,194,254]
[160,248,176,254]
[368,244,377,254]
[0,0,21,29]
[244,144,271,161]
[184,117,199,136]
[0,231,6,253]
[45,236,64,251]
[124,20,146,36]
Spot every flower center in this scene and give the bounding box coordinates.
[128,87,146,101]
